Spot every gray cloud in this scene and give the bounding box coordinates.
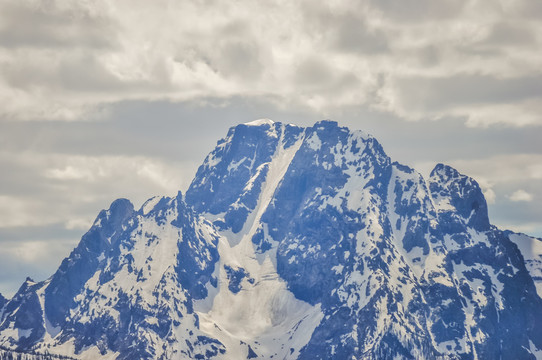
[2,53,129,93]
[483,22,537,47]
[394,74,542,111]
[333,16,388,54]
[214,40,264,81]
[300,5,389,55]
[517,1,542,19]
[368,0,465,22]
[0,0,540,124]
[0,1,117,49]
[294,58,335,89]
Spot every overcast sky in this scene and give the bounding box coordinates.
[1,0,541,296]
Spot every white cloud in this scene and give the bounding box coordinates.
[509,189,534,202]
[0,151,192,231]
[476,178,496,204]
[0,0,541,126]
[43,154,187,191]
[464,100,542,128]
[65,218,93,230]
[46,165,96,181]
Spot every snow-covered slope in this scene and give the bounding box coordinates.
[509,233,542,298]
[0,196,223,359]
[1,120,541,359]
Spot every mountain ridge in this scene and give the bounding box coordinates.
[1,120,541,359]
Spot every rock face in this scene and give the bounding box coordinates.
[1,120,542,360]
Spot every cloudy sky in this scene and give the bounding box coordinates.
[1,0,541,296]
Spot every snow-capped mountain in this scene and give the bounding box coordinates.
[1,120,541,359]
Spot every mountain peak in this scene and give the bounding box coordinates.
[92,197,135,229]
[243,118,275,126]
[108,197,134,216]
[429,163,490,231]
[313,119,338,128]
[430,162,460,180]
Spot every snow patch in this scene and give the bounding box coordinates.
[306,132,322,151]
[141,196,162,215]
[244,118,275,126]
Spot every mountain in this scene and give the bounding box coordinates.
[1,119,541,359]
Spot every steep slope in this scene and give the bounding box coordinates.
[0,195,223,359]
[1,119,541,359]
[189,121,322,359]
[186,120,542,359]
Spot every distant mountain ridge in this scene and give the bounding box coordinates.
[1,120,541,359]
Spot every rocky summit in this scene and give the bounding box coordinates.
[1,120,542,359]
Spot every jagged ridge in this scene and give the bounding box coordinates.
[1,120,542,359]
